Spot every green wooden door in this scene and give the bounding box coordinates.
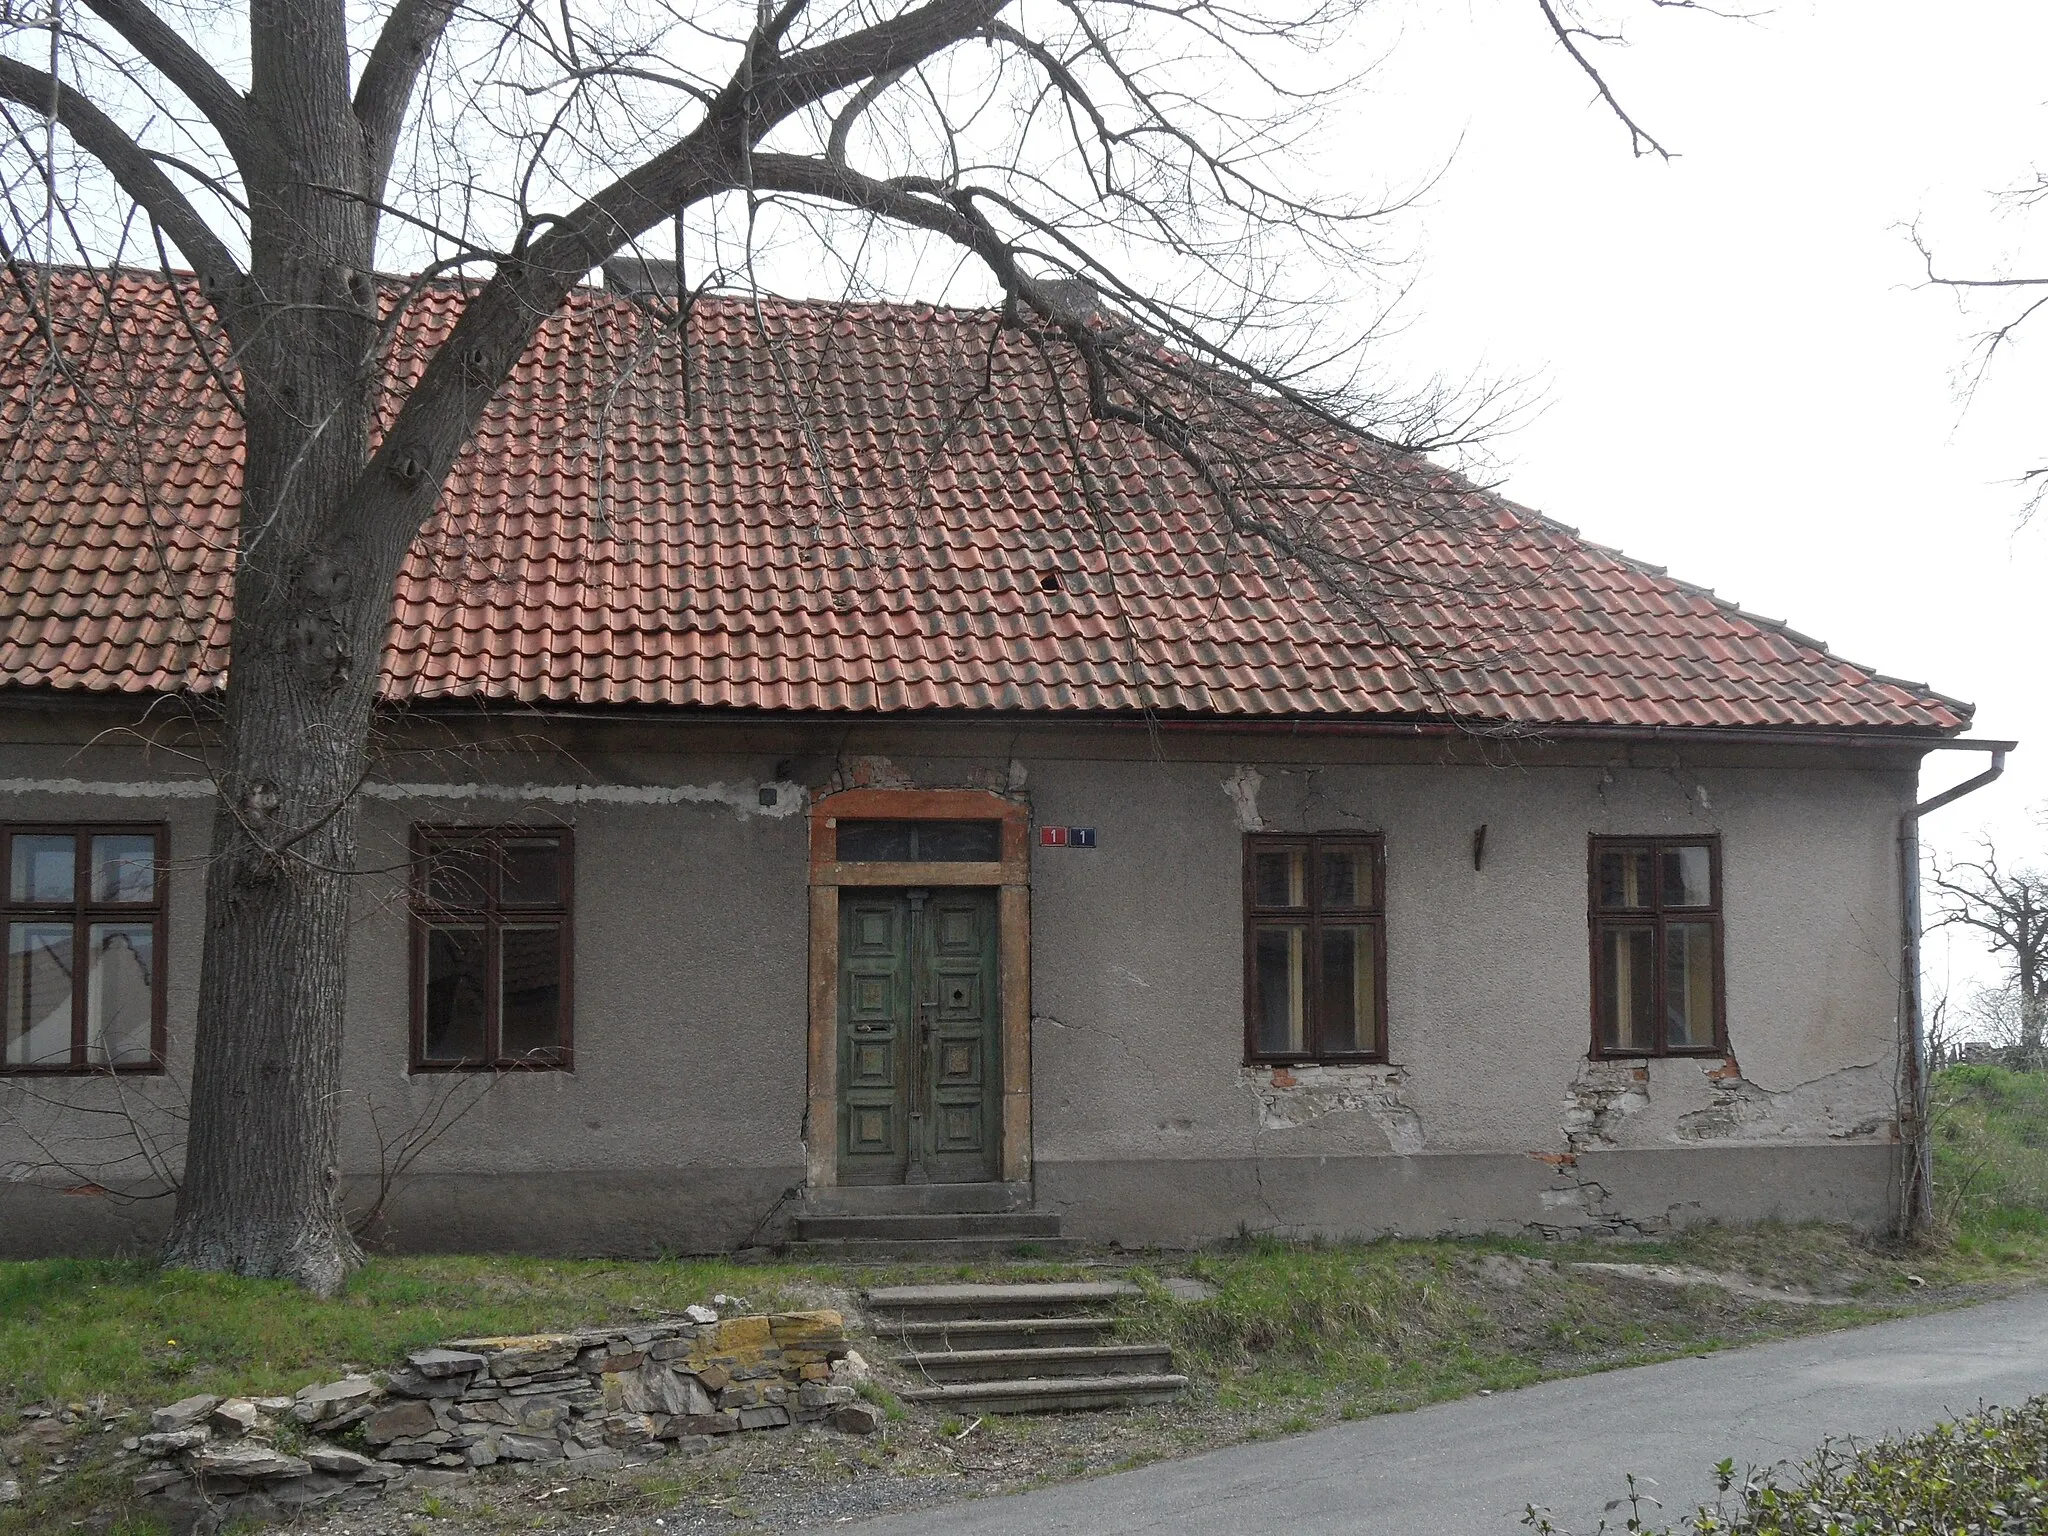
[837,887,1000,1184]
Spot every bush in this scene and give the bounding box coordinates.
[1528,1397,2048,1534]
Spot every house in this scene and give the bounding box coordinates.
[0,267,2000,1256]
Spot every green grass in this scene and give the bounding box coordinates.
[1932,1064,2048,1232]
[1111,1225,1955,1422]
[0,1253,815,1408]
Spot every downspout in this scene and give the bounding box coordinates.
[1900,746,2010,1236]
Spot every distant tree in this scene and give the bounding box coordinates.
[0,0,1707,1291]
[1931,844,2048,1061]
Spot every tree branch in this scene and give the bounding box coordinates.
[0,54,243,291]
[77,0,252,167]
[354,0,459,209]
[1533,0,1672,161]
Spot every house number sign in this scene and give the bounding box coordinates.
[1038,826,1097,847]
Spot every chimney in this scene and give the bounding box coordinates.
[603,257,681,298]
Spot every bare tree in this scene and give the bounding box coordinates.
[1931,842,2048,1061]
[1911,177,2048,525]
[0,0,1704,1290]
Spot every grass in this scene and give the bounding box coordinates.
[0,1253,815,1408]
[1110,1224,1966,1424]
[1932,1063,2048,1233]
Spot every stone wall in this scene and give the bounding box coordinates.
[131,1310,875,1531]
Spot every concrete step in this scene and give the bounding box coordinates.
[886,1316,1119,1351]
[897,1372,1191,1414]
[784,1236,1087,1262]
[899,1344,1175,1382]
[866,1280,1141,1322]
[799,1182,1032,1216]
[793,1211,1064,1242]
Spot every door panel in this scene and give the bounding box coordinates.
[836,887,1000,1184]
[837,895,910,1183]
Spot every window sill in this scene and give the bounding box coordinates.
[0,1063,165,1077]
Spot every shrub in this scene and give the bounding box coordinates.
[1529,1397,2048,1534]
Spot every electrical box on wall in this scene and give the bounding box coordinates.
[1038,826,1098,848]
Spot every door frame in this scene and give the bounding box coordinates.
[807,788,1032,1190]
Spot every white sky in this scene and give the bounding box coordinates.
[1334,0,2046,1008]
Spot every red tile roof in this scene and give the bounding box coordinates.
[0,269,1969,733]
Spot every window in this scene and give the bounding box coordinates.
[1589,836,1722,1057]
[4,824,165,1073]
[835,820,1002,862]
[411,828,573,1070]
[1244,834,1385,1063]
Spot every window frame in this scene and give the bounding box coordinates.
[1242,832,1389,1066]
[2,821,168,1075]
[1586,834,1725,1060]
[409,825,575,1073]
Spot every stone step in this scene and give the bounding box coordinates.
[885,1316,1119,1351]
[896,1372,1190,1414]
[799,1182,1033,1216]
[793,1211,1063,1242]
[865,1280,1141,1322]
[784,1236,1088,1263]
[898,1344,1175,1382]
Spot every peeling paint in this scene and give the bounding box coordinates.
[361,780,807,819]
[1242,1063,1425,1152]
[1563,1059,1651,1150]
[1673,1059,1895,1144]
[1222,766,1264,831]
[0,777,212,798]
[0,776,811,819]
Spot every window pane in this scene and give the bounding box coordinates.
[1665,922,1717,1048]
[1318,924,1377,1054]
[1663,845,1712,908]
[499,837,563,906]
[914,821,1002,861]
[423,925,488,1059]
[10,834,75,904]
[1253,925,1306,1055]
[1254,849,1306,908]
[85,923,153,1064]
[499,925,562,1060]
[1596,848,1652,910]
[6,921,74,1066]
[835,821,917,862]
[422,843,493,908]
[1320,848,1373,910]
[90,834,157,904]
[1597,925,1656,1053]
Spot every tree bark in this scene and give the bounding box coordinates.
[159,0,388,1292]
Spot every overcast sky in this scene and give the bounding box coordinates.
[1330,0,2045,1006]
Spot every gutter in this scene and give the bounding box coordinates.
[1899,744,2012,1236]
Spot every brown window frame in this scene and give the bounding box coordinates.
[1587,835,1725,1059]
[3,822,168,1075]
[409,826,575,1073]
[1242,833,1388,1066]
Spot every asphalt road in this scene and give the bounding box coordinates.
[847,1289,2048,1535]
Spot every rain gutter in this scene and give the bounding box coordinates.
[1900,743,2014,1236]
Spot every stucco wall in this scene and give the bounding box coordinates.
[0,702,1915,1253]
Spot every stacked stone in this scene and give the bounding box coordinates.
[133,1310,875,1527]
[362,1310,868,1468]
[130,1387,394,1528]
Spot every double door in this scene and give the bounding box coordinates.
[837,887,999,1184]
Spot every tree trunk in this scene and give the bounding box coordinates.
[158,656,374,1294]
